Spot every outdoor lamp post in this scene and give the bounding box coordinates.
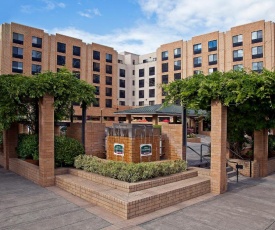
[182,105,187,160]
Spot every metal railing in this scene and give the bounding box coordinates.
[187,145,210,165]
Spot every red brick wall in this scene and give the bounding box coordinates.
[254,129,268,177]
[106,132,160,163]
[162,124,183,160]
[67,122,106,158]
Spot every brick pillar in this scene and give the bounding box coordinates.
[39,94,55,187]
[152,115,158,125]
[210,100,227,194]
[3,123,19,169]
[126,115,131,124]
[254,129,268,177]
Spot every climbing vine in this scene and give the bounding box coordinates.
[0,68,96,131]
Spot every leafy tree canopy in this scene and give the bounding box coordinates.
[0,68,96,130]
[163,69,275,150]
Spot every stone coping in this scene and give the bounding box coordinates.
[68,168,198,193]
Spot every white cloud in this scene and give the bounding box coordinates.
[78,8,101,18]
[21,0,66,13]
[49,0,275,54]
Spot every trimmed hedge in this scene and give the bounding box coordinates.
[74,155,187,183]
[17,134,84,166]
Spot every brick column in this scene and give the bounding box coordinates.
[152,115,158,125]
[39,94,55,187]
[126,115,131,124]
[3,123,19,169]
[210,100,227,194]
[54,126,60,136]
[254,129,268,177]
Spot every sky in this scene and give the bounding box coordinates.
[1,0,275,54]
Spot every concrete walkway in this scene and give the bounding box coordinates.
[1,166,275,230]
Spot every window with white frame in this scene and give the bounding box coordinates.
[232,34,243,47]
[208,54,217,65]
[252,46,263,59]
[252,61,263,72]
[252,30,263,43]
[233,49,243,61]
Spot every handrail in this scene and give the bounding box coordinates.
[227,147,244,160]
[226,158,240,182]
[200,143,210,162]
[187,145,210,164]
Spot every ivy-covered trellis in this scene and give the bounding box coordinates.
[163,69,275,154]
[0,68,96,132]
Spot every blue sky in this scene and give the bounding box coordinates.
[1,0,275,54]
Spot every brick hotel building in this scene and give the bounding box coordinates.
[0,20,274,123]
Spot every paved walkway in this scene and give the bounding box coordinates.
[1,166,275,230]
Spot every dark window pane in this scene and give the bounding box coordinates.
[13,32,24,45]
[149,67,155,75]
[149,78,155,86]
[32,50,42,62]
[162,75,168,84]
[32,64,41,75]
[93,74,100,84]
[149,89,155,98]
[73,46,81,56]
[93,62,100,72]
[57,55,66,66]
[162,63,168,72]
[106,88,112,96]
[93,50,100,60]
[32,36,42,48]
[106,99,112,108]
[12,61,23,73]
[95,86,100,95]
[139,69,144,77]
[139,79,144,88]
[174,73,181,80]
[106,65,112,74]
[12,47,23,59]
[139,90,144,98]
[73,58,80,68]
[57,42,66,53]
[120,69,125,77]
[106,53,112,63]
[119,90,125,98]
[119,79,125,88]
[106,76,112,85]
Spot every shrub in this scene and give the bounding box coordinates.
[74,155,187,183]
[17,134,39,160]
[17,134,84,165]
[54,136,84,166]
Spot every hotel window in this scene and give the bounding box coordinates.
[233,64,243,71]
[119,79,125,88]
[149,78,155,86]
[118,59,123,64]
[162,75,168,84]
[149,101,155,105]
[139,90,144,98]
[73,58,80,68]
[139,68,144,77]
[208,68,217,74]
[32,50,42,62]
[12,61,23,73]
[194,70,202,75]
[149,67,155,76]
[193,43,202,54]
[174,60,181,70]
[57,42,66,53]
[132,80,135,86]
[208,40,217,52]
[106,65,112,74]
[252,61,263,72]
[132,91,135,96]
[119,90,125,98]
[174,73,181,80]
[252,46,263,59]
[73,71,80,79]
[119,69,125,77]
[93,74,100,84]
[139,79,144,88]
[93,62,100,72]
[93,98,99,107]
[73,46,81,56]
[233,49,243,61]
[12,47,23,59]
[57,55,66,66]
[106,88,112,96]
[105,99,112,108]
[32,64,41,75]
[174,48,181,58]
[162,51,168,61]
[132,70,135,75]
[95,86,100,95]
[208,54,217,65]
[106,53,112,63]
[193,57,202,67]
[120,101,125,106]
[232,34,243,47]
[162,63,168,72]
[106,76,112,85]
[32,36,42,48]
[13,32,24,45]
[143,59,148,63]
[149,89,155,98]
[252,30,263,43]
[93,50,100,60]
[139,101,144,106]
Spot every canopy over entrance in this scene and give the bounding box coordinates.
[115,104,207,125]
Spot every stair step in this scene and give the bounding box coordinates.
[55,172,210,219]
[227,171,237,178]
[68,168,198,193]
[226,166,233,173]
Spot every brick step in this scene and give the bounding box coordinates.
[55,173,210,219]
[68,168,198,192]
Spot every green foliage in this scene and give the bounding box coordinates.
[17,134,84,165]
[17,134,39,160]
[163,69,275,153]
[0,68,96,131]
[187,133,196,138]
[55,136,85,166]
[74,155,187,183]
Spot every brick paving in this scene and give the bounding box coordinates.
[1,166,275,229]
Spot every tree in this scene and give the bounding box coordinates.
[163,69,275,154]
[0,68,96,131]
